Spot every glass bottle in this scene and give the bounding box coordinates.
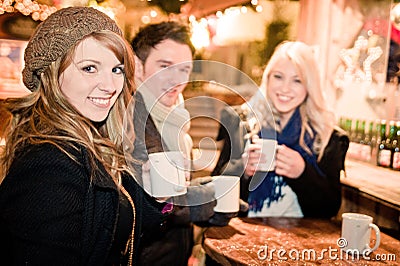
[345,118,353,138]
[355,120,365,160]
[377,120,390,167]
[370,119,381,165]
[360,120,372,162]
[338,117,346,131]
[345,118,354,158]
[349,119,362,160]
[351,119,360,143]
[392,121,400,171]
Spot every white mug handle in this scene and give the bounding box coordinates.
[366,223,380,253]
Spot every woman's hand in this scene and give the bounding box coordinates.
[275,145,305,179]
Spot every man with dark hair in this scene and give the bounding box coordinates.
[131,21,232,266]
[131,21,196,65]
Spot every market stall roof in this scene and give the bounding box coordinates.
[122,0,251,17]
[181,0,250,17]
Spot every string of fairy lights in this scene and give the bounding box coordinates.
[0,0,126,21]
[0,0,57,21]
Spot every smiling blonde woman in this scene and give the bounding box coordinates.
[242,41,350,219]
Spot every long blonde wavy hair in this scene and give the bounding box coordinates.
[260,41,335,160]
[1,30,136,183]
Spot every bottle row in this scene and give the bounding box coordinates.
[338,118,400,171]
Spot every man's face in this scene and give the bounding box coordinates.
[137,39,193,107]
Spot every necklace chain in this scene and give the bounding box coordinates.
[119,184,136,266]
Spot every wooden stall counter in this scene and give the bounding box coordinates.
[203,217,400,265]
[342,159,400,210]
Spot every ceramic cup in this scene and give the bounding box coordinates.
[212,176,240,213]
[148,151,187,197]
[255,138,278,172]
[341,213,380,254]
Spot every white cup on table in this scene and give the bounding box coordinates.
[340,213,380,254]
[148,151,187,198]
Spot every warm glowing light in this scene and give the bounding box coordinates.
[88,0,126,22]
[251,0,258,5]
[190,18,210,50]
[216,11,223,18]
[256,5,263,12]
[213,4,265,45]
[150,9,157,17]
[32,11,39,20]
[225,7,241,16]
[141,15,150,24]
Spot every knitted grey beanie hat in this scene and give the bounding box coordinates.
[22,6,123,91]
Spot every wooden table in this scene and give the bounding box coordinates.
[203,217,400,265]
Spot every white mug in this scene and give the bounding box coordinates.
[212,176,240,213]
[148,151,187,197]
[341,213,380,254]
[255,138,278,172]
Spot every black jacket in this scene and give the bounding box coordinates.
[132,92,194,266]
[0,142,165,265]
[284,128,349,218]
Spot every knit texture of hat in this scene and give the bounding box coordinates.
[22,6,123,91]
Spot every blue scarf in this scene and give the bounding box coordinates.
[248,108,325,212]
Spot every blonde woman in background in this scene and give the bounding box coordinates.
[243,41,349,218]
